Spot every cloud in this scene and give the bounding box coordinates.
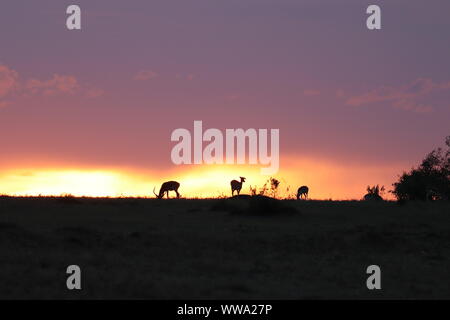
[26,74,79,96]
[0,65,19,107]
[133,70,158,81]
[0,64,105,108]
[0,65,19,97]
[345,78,450,113]
[303,89,320,96]
[85,88,105,99]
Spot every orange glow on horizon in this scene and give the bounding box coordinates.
[0,156,404,200]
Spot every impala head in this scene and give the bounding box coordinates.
[153,186,163,199]
[240,177,246,183]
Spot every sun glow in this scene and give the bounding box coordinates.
[0,156,404,199]
[0,166,272,198]
[0,170,125,197]
[176,165,269,198]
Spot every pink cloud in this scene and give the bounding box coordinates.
[0,64,105,106]
[345,78,450,113]
[0,65,19,108]
[175,73,196,81]
[0,65,19,97]
[26,74,79,96]
[392,99,433,114]
[133,70,158,81]
[85,88,105,99]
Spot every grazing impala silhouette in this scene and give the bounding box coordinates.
[297,186,309,200]
[231,177,246,196]
[153,181,180,199]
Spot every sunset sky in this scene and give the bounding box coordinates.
[1,0,449,199]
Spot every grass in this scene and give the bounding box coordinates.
[0,196,449,299]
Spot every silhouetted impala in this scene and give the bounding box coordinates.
[297,186,309,200]
[153,181,181,199]
[231,177,246,196]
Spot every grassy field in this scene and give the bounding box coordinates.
[0,196,449,299]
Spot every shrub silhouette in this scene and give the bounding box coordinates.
[364,185,384,201]
[392,136,450,201]
[249,177,281,198]
[269,177,280,198]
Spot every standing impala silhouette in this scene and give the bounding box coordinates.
[230,177,246,196]
[153,181,181,199]
[297,186,309,200]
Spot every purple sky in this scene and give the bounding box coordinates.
[0,0,449,198]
